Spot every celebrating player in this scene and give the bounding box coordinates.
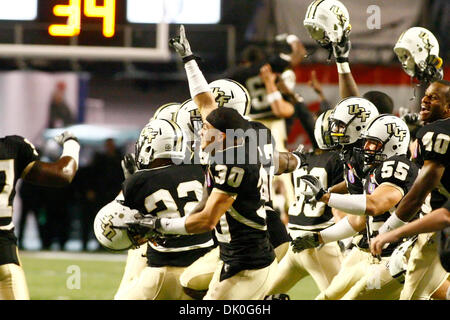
[0,131,79,300]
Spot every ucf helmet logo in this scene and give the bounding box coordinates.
[211,87,232,107]
[330,5,347,24]
[101,215,116,241]
[348,104,370,122]
[418,31,433,50]
[385,123,407,141]
[141,127,158,145]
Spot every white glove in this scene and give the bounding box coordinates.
[388,236,417,283]
[54,130,79,146]
[169,25,193,60]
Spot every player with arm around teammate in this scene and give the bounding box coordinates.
[293,114,419,299]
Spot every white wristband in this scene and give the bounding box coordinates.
[61,139,80,168]
[378,212,407,234]
[320,216,358,243]
[337,62,350,74]
[286,34,299,45]
[184,60,211,99]
[292,153,302,171]
[328,193,367,215]
[159,216,189,235]
[266,91,282,104]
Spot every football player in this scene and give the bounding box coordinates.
[371,80,450,300]
[116,119,215,300]
[0,131,79,299]
[293,114,419,299]
[266,109,345,296]
[224,29,306,208]
[126,25,307,300]
[112,103,182,300]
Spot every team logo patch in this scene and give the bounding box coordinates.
[348,169,355,183]
[385,123,407,141]
[348,104,370,122]
[368,174,376,194]
[211,87,232,107]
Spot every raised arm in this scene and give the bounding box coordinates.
[259,64,294,118]
[169,25,217,121]
[333,40,360,98]
[22,131,80,187]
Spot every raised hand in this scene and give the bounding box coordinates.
[169,25,193,60]
[54,130,79,146]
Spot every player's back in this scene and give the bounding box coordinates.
[123,163,214,267]
[0,135,39,231]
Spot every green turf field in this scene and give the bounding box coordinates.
[21,251,320,300]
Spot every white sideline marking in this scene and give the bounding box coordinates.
[20,251,128,262]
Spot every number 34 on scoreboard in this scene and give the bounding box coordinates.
[48,0,116,38]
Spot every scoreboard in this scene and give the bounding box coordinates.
[0,0,221,38]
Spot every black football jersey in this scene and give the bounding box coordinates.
[248,120,276,207]
[122,164,213,267]
[357,155,419,256]
[0,135,39,230]
[207,142,275,271]
[289,150,344,231]
[342,146,366,195]
[415,118,450,208]
[248,120,291,245]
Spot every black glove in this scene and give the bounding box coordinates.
[54,130,79,145]
[291,231,321,253]
[121,153,137,180]
[416,55,443,84]
[300,175,327,202]
[292,144,308,169]
[125,213,162,242]
[332,39,351,63]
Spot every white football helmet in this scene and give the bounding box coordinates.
[174,99,203,143]
[93,200,141,251]
[151,102,181,122]
[135,119,186,169]
[329,97,379,146]
[304,0,351,47]
[394,27,443,82]
[314,109,335,150]
[209,79,251,116]
[357,114,410,165]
